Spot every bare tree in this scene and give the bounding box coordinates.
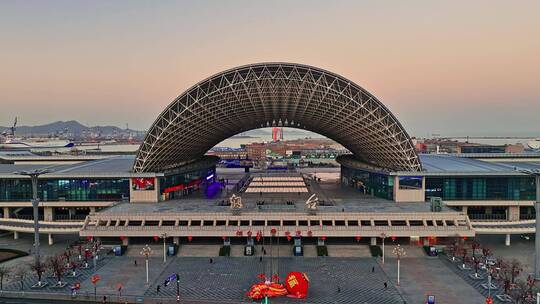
[30,259,48,287]
[14,266,28,291]
[47,256,64,286]
[0,266,11,290]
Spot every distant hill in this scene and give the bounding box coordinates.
[0,120,142,136]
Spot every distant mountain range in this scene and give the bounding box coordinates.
[0,120,143,136]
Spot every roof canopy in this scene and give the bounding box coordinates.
[133,63,421,173]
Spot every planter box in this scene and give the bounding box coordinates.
[468,274,484,280]
[50,282,68,289]
[481,283,498,290]
[495,294,512,302]
[31,282,49,289]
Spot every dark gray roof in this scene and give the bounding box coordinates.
[0,155,150,178]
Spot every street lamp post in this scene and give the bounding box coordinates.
[140,244,153,284]
[392,244,406,286]
[519,169,540,280]
[380,233,387,264]
[13,169,50,268]
[161,233,167,263]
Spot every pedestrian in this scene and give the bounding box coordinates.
[157,284,161,294]
[259,256,263,262]
[263,248,267,255]
[384,282,387,289]
[102,295,107,303]
[134,260,137,267]
[337,286,341,293]
[210,258,213,264]
[372,266,375,272]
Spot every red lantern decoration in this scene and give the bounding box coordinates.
[285,272,310,299]
[295,230,301,237]
[355,236,362,242]
[119,236,126,241]
[286,235,292,241]
[284,231,290,236]
[307,230,313,237]
[236,230,243,237]
[270,228,277,235]
[256,231,262,242]
[247,230,253,237]
[153,235,159,242]
[321,236,326,241]
[187,236,193,242]
[391,236,397,241]
[222,236,227,241]
[87,236,93,241]
[462,236,468,241]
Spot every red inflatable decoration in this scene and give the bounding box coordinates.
[246,272,309,300]
[271,228,277,235]
[355,236,362,242]
[285,272,310,299]
[153,235,159,242]
[187,236,193,242]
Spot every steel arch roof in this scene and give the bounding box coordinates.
[133,63,421,173]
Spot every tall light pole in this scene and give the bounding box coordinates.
[13,169,50,268]
[161,233,167,263]
[140,244,152,284]
[392,244,406,286]
[380,232,387,264]
[519,169,540,280]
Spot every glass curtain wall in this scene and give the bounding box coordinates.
[0,178,129,201]
[425,176,535,201]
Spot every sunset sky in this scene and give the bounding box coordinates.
[0,1,538,137]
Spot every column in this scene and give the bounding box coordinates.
[68,208,74,220]
[173,237,180,245]
[461,206,468,215]
[13,231,19,240]
[90,207,96,214]
[505,234,511,246]
[370,237,377,246]
[48,234,54,245]
[3,207,9,219]
[44,207,55,222]
[122,237,129,246]
[508,206,520,221]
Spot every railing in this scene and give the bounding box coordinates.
[520,214,536,220]
[467,214,507,221]
[54,214,89,221]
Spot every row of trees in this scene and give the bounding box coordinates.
[448,238,538,303]
[0,239,101,290]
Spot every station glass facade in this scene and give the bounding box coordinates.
[0,178,130,202]
[340,166,394,200]
[425,176,536,201]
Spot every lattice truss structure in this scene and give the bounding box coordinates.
[133,63,422,173]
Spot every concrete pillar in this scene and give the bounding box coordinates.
[505,234,511,246]
[3,207,9,219]
[13,231,19,240]
[461,206,468,215]
[90,207,96,214]
[68,208,74,220]
[173,237,180,245]
[508,206,520,221]
[48,234,54,245]
[370,237,377,246]
[44,207,55,221]
[122,237,129,246]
